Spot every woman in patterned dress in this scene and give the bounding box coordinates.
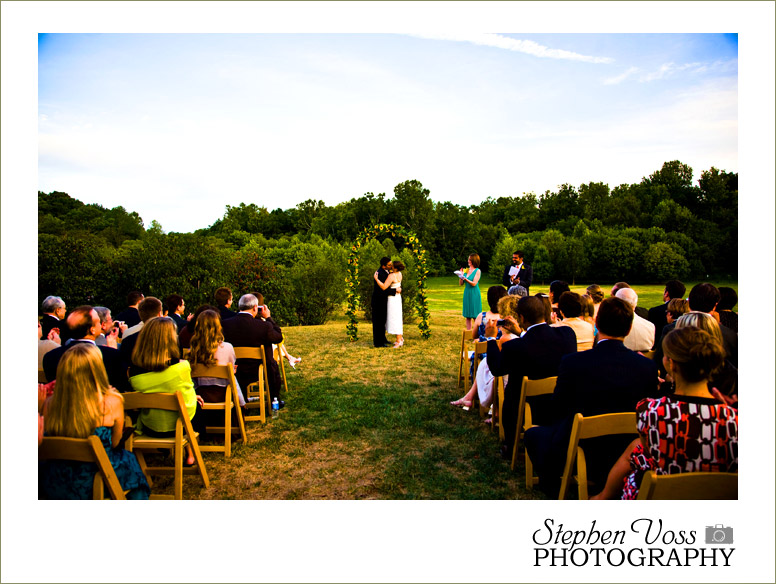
[591,326,738,500]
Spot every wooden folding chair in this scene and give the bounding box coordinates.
[38,370,48,384]
[456,329,477,390]
[637,470,738,500]
[274,342,288,393]
[190,363,248,457]
[38,435,126,500]
[641,350,656,361]
[558,412,638,500]
[470,340,488,413]
[511,376,558,473]
[488,375,505,438]
[123,391,210,500]
[234,346,272,423]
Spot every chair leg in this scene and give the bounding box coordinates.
[174,441,183,501]
[224,402,232,458]
[134,450,153,488]
[190,438,210,489]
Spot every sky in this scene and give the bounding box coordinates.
[3,3,775,584]
[36,31,740,233]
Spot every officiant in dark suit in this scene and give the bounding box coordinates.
[372,257,400,348]
[502,251,533,295]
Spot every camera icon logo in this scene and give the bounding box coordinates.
[705,524,734,544]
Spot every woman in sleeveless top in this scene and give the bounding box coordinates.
[374,260,405,348]
[460,253,482,330]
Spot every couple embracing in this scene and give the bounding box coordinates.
[371,256,406,348]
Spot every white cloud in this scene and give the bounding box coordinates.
[407,33,614,64]
[603,66,640,85]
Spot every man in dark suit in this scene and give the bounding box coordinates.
[654,282,738,374]
[646,280,686,349]
[215,287,237,321]
[524,297,659,495]
[485,295,577,458]
[42,306,130,392]
[114,290,144,329]
[39,295,67,340]
[222,294,285,405]
[371,257,400,348]
[166,294,189,332]
[501,250,533,295]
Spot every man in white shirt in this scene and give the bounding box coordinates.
[615,288,655,352]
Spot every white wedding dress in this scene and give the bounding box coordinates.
[385,277,403,335]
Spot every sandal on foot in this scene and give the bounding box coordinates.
[483,417,493,425]
[450,398,472,408]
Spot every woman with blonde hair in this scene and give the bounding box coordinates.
[187,309,244,406]
[39,343,150,499]
[592,327,737,499]
[129,317,203,466]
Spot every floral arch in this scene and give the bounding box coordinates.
[345,224,431,342]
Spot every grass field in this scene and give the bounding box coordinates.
[151,276,736,500]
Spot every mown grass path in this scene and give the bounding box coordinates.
[163,277,735,499]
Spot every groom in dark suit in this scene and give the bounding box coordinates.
[372,257,400,348]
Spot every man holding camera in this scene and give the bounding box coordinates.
[502,251,533,295]
[94,306,128,348]
[222,294,285,407]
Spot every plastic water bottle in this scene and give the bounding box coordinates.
[271,397,279,419]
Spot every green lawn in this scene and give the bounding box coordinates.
[153,276,736,500]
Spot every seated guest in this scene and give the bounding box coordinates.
[611,282,648,319]
[548,280,570,322]
[450,286,511,410]
[42,306,129,392]
[524,297,659,495]
[187,309,245,407]
[94,306,127,348]
[580,294,597,331]
[222,294,285,406]
[38,321,60,373]
[39,343,150,499]
[129,317,203,466]
[485,295,577,459]
[717,287,738,333]
[647,280,686,347]
[615,288,655,352]
[114,290,144,329]
[118,297,164,366]
[666,298,690,325]
[552,292,595,351]
[585,285,605,321]
[654,283,737,374]
[535,293,553,324]
[251,292,301,367]
[674,312,737,403]
[40,296,67,341]
[591,327,737,499]
[122,296,163,339]
[179,304,218,349]
[166,294,191,333]
[215,287,237,321]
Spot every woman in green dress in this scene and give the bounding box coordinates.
[459,253,483,330]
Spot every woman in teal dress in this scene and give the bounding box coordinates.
[459,253,483,330]
[39,343,150,499]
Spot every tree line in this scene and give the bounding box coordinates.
[38,160,737,325]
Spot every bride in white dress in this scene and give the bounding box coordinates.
[374,260,405,348]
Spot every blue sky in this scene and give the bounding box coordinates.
[38,31,739,233]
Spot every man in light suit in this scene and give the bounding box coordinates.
[485,295,577,459]
[502,251,533,295]
[524,297,659,495]
[615,287,655,352]
[222,294,285,405]
[371,257,400,348]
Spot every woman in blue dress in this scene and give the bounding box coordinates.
[39,343,150,499]
[459,253,483,330]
